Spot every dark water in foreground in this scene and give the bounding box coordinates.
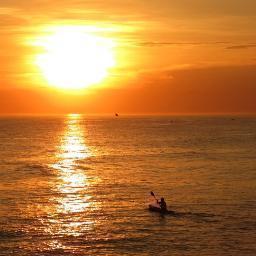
[0,115,255,256]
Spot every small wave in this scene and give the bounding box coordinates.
[170,211,221,224]
[76,165,92,171]
[16,164,56,177]
[177,211,216,218]
[150,209,218,222]
[0,230,26,239]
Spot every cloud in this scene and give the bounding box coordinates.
[226,44,256,49]
[137,41,228,47]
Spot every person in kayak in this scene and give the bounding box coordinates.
[158,197,167,212]
[149,192,171,213]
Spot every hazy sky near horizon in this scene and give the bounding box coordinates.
[0,0,256,114]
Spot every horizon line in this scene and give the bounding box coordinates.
[0,112,256,117]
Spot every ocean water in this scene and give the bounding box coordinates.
[0,115,255,256]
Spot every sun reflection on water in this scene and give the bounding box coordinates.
[44,114,101,247]
[52,114,92,214]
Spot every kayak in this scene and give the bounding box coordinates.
[149,204,162,212]
[148,203,175,215]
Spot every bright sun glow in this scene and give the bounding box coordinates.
[35,27,116,89]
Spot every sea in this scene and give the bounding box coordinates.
[0,115,255,256]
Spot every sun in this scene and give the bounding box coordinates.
[35,27,115,90]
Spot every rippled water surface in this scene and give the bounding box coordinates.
[0,115,256,255]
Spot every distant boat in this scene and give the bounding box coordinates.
[115,113,119,117]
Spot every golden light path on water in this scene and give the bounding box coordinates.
[47,114,99,243]
[53,114,91,213]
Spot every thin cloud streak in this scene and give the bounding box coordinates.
[226,44,256,50]
[137,41,229,47]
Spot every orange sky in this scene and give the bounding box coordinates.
[0,0,256,114]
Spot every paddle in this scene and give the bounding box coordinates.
[150,191,158,203]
